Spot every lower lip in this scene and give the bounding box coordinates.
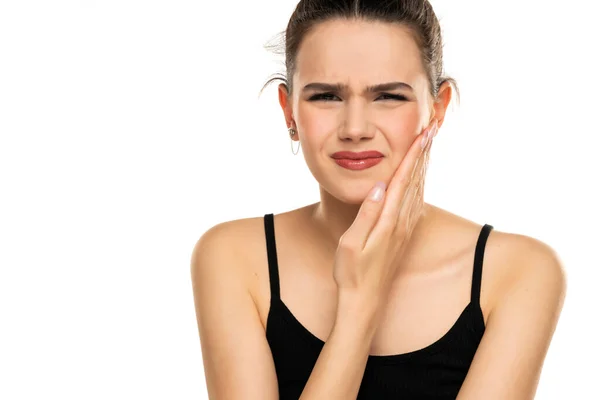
[333,157,383,170]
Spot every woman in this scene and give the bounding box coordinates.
[191,0,566,398]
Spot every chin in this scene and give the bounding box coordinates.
[326,182,377,206]
[311,160,387,205]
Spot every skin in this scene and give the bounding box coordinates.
[278,18,450,275]
[191,18,567,400]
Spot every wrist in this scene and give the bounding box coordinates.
[335,290,382,339]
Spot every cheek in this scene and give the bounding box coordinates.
[295,104,336,144]
[379,106,422,146]
[295,102,423,149]
[374,106,423,172]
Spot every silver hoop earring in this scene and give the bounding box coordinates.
[289,128,300,155]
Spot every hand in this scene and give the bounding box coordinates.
[333,120,437,303]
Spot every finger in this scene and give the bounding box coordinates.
[397,132,432,233]
[342,124,432,251]
[406,120,435,204]
[386,124,432,223]
[342,180,388,250]
[411,121,435,181]
[365,128,430,248]
[401,137,431,233]
[407,177,425,235]
[405,127,432,206]
[405,123,434,229]
[409,124,434,208]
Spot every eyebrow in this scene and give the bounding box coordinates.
[301,81,414,94]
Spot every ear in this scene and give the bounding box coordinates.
[431,80,453,129]
[278,83,295,131]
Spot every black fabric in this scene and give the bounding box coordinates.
[263,213,494,399]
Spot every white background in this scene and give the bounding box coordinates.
[1,0,598,399]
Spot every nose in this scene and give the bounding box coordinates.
[337,100,375,143]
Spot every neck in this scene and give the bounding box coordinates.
[305,186,437,270]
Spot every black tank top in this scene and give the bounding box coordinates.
[263,213,494,399]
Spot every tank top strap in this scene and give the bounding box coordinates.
[471,223,494,306]
[263,213,281,303]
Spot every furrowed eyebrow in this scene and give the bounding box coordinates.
[302,81,414,94]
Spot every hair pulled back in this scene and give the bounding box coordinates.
[261,0,459,105]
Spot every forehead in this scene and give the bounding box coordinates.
[295,18,425,86]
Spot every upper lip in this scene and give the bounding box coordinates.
[331,151,384,160]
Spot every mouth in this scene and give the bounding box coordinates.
[332,156,383,171]
[331,150,384,160]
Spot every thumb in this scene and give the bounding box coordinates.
[344,181,387,249]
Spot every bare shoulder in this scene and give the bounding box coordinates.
[488,228,565,281]
[429,206,566,323]
[481,227,567,313]
[193,216,263,251]
[191,216,265,281]
[190,215,276,316]
[190,216,279,399]
[190,217,263,322]
[454,227,567,398]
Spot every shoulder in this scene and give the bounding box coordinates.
[484,229,567,315]
[191,216,266,286]
[193,216,264,252]
[489,230,566,288]
[190,217,280,399]
[450,226,567,397]
[432,207,566,323]
[454,230,567,397]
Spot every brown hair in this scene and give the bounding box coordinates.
[260,0,459,105]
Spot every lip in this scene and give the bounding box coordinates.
[333,157,383,171]
[331,151,384,160]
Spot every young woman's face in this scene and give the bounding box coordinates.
[283,19,438,204]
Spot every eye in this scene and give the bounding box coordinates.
[378,93,408,101]
[308,93,408,102]
[308,93,340,102]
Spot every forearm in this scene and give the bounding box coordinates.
[298,293,381,400]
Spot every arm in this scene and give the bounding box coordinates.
[456,236,567,399]
[192,222,384,400]
[191,222,279,400]
[298,291,382,400]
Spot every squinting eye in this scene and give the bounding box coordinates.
[378,93,408,101]
[308,93,339,101]
[308,93,408,102]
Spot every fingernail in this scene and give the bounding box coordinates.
[432,121,439,138]
[421,131,429,149]
[370,181,386,201]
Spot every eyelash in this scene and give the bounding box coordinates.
[308,93,408,102]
